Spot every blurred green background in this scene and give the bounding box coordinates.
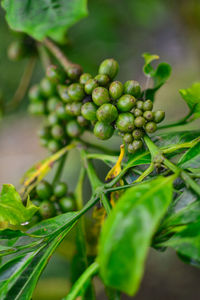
[1,0,200,299]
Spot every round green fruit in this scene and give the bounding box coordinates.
[59,196,74,212]
[40,78,55,97]
[94,122,114,140]
[51,124,64,140]
[154,110,165,123]
[96,103,118,123]
[57,85,71,103]
[28,84,42,102]
[116,113,135,132]
[46,65,63,83]
[80,73,92,85]
[145,122,157,133]
[53,182,68,198]
[7,40,26,61]
[28,101,45,115]
[92,87,110,106]
[66,102,82,116]
[48,139,62,152]
[124,80,141,98]
[143,110,154,121]
[136,101,144,110]
[68,83,85,102]
[132,140,143,150]
[37,126,51,139]
[109,81,123,100]
[66,120,82,137]
[143,100,153,111]
[36,181,53,200]
[134,116,146,128]
[123,133,133,143]
[117,95,136,112]
[81,102,97,121]
[39,200,55,219]
[132,129,144,140]
[133,108,143,117]
[47,113,59,126]
[98,58,119,79]
[67,64,83,80]
[77,115,89,127]
[84,79,98,95]
[94,74,110,86]
[47,97,60,112]
[56,103,69,120]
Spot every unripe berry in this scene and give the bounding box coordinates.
[51,124,64,140]
[53,182,68,198]
[48,139,62,152]
[77,115,89,127]
[57,85,71,103]
[127,143,136,154]
[67,64,83,80]
[81,102,98,121]
[98,58,119,79]
[92,87,110,106]
[36,181,52,199]
[84,79,98,94]
[132,129,144,140]
[143,110,154,121]
[66,120,82,137]
[109,81,123,100]
[134,116,146,128]
[47,97,60,112]
[40,78,55,97]
[143,100,153,111]
[39,200,55,219]
[59,196,74,212]
[68,83,85,102]
[37,126,51,139]
[80,73,92,85]
[7,40,27,61]
[123,133,133,143]
[124,80,141,98]
[132,140,143,150]
[94,121,114,140]
[116,113,135,132]
[56,103,69,120]
[46,65,63,83]
[65,102,82,116]
[94,74,110,86]
[47,113,59,126]
[133,108,143,117]
[28,101,45,115]
[28,84,42,102]
[154,110,165,123]
[96,104,118,123]
[145,122,157,133]
[117,95,136,112]
[136,101,144,110]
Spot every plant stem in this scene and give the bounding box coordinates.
[101,194,112,215]
[75,167,86,210]
[64,262,99,300]
[43,38,73,71]
[181,170,200,196]
[6,56,36,112]
[37,43,51,69]
[134,162,154,183]
[52,154,67,184]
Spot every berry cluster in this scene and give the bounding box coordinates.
[31,180,75,222]
[28,58,165,153]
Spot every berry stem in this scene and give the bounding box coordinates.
[43,38,73,71]
[134,162,154,183]
[101,194,112,215]
[52,153,67,184]
[37,43,51,69]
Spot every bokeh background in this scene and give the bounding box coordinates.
[0,0,200,299]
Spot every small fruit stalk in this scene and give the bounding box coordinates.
[28,58,165,154]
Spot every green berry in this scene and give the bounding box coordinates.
[136,101,144,110]
[123,133,133,143]
[47,97,60,112]
[48,139,62,152]
[36,181,52,200]
[77,115,89,127]
[57,85,71,103]
[59,196,74,212]
[145,122,157,133]
[67,64,83,80]
[53,182,68,198]
[84,79,98,95]
[109,81,123,100]
[143,110,154,121]
[66,120,82,137]
[40,138,49,148]
[133,108,143,117]
[46,65,63,83]
[154,110,165,123]
[51,124,64,140]
[143,100,153,111]
[116,113,135,132]
[117,95,136,112]
[132,129,144,140]
[81,102,97,121]
[80,73,92,85]
[66,102,82,116]
[40,78,55,97]
[96,104,118,123]
[7,40,26,61]
[127,143,136,154]
[124,80,141,98]
[28,101,45,115]
[94,74,110,86]
[132,140,143,150]
[37,126,51,139]
[56,103,69,120]
[68,83,85,102]
[47,113,59,126]
[134,116,146,128]
[28,84,42,102]
[98,58,119,79]
[39,200,55,219]
[92,87,110,106]
[94,121,114,140]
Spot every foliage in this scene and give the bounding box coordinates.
[1,1,200,300]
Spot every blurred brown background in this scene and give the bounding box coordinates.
[0,0,200,299]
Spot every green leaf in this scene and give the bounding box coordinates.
[179,82,200,119]
[142,52,159,76]
[178,141,200,169]
[0,184,38,228]
[2,0,88,42]
[98,176,174,296]
[161,222,200,264]
[0,212,78,300]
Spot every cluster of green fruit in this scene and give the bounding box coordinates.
[28,58,165,153]
[31,180,75,222]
